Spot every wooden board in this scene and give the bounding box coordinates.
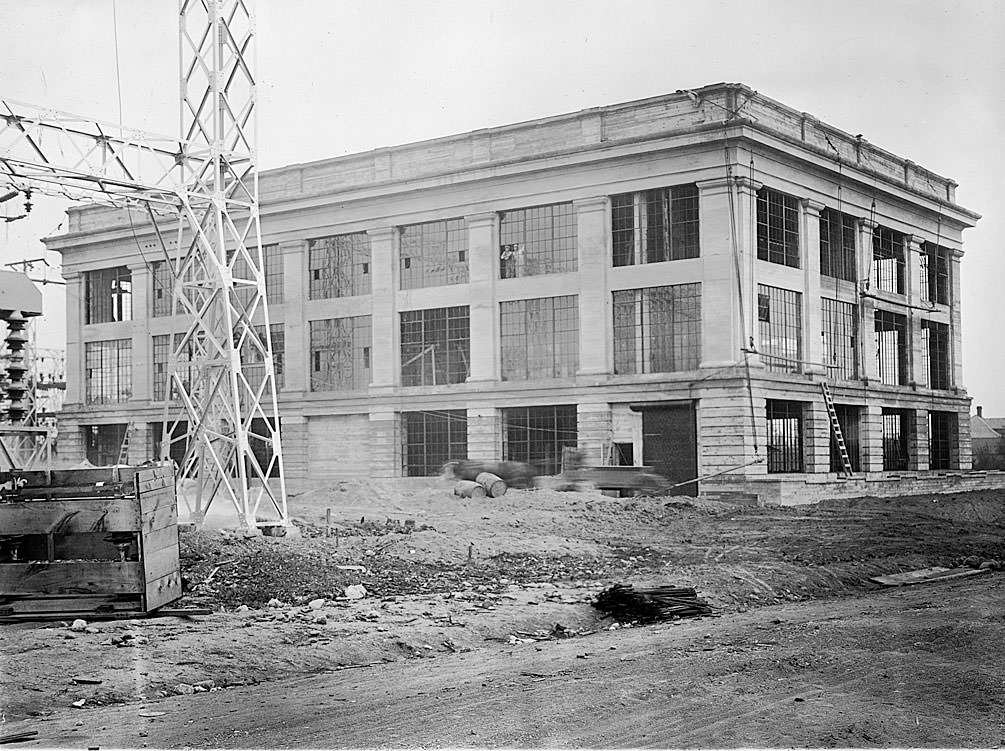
[143,570,182,612]
[869,566,990,587]
[0,594,141,614]
[0,499,141,534]
[0,561,144,595]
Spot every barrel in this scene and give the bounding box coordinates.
[476,472,507,498]
[454,480,487,499]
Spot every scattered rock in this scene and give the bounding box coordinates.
[174,683,196,695]
[308,598,325,610]
[69,619,88,632]
[84,627,100,634]
[235,605,250,614]
[344,584,368,600]
[979,560,1000,570]
[963,555,982,568]
[71,699,86,708]
[267,598,286,608]
[312,612,327,624]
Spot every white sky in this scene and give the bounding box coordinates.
[1,0,1002,412]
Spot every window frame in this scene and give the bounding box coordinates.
[499,202,577,279]
[612,283,701,374]
[756,187,800,268]
[500,295,579,381]
[611,184,700,266]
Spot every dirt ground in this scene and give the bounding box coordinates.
[1,480,1004,748]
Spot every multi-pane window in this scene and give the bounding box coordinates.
[500,296,579,381]
[309,316,371,392]
[499,202,576,278]
[230,244,283,308]
[766,400,804,473]
[152,333,196,402]
[757,284,802,373]
[241,323,285,392]
[613,283,701,374]
[756,187,800,267]
[400,306,470,386]
[929,411,955,470]
[829,404,861,473]
[920,243,950,305]
[151,261,173,317]
[85,267,132,323]
[821,297,857,380]
[85,339,131,404]
[399,219,468,289]
[819,208,857,282]
[403,410,468,476]
[872,225,905,294]
[502,405,577,476]
[881,409,910,471]
[610,184,700,266]
[84,424,127,466]
[920,319,950,390]
[308,232,371,299]
[874,310,907,386]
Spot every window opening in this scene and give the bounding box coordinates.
[85,339,131,404]
[757,284,802,373]
[501,296,579,380]
[402,410,468,476]
[400,306,470,386]
[756,187,800,267]
[821,297,857,380]
[502,405,577,476]
[819,208,857,282]
[871,225,905,294]
[829,404,861,472]
[610,184,699,266]
[309,316,372,391]
[929,411,954,470]
[399,218,469,289]
[613,283,701,374]
[766,400,804,473]
[874,310,907,385]
[920,319,950,390]
[230,244,283,308]
[84,424,127,466]
[499,202,576,278]
[881,409,910,471]
[921,242,950,305]
[308,232,371,299]
[85,267,132,323]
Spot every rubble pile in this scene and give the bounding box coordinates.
[593,583,715,622]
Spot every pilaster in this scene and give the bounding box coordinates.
[368,410,402,478]
[955,408,972,470]
[63,270,83,407]
[574,197,610,376]
[861,403,884,473]
[576,402,611,465]
[128,263,151,402]
[280,240,308,392]
[367,228,397,390]
[466,213,499,383]
[803,399,832,473]
[907,408,929,471]
[696,384,765,478]
[466,406,501,461]
[950,250,964,388]
[857,220,878,381]
[904,235,926,387]
[801,199,825,375]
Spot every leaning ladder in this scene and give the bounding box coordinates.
[117,422,134,467]
[820,383,853,477]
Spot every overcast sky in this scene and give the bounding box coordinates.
[1,0,1002,412]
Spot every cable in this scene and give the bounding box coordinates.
[111,0,124,139]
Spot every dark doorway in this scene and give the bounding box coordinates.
[639,402,698,496]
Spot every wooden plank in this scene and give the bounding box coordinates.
[143,570,182,612]
[0,561,144,595]
[7,468,139,487]
[11,484,134,501]
[137,474,174,496]
[141,544,180,583]
[869,566,990,587]
[0,499,140,534]
[0,594,141,614]
[138,486,176,517]
[141,502,178,535]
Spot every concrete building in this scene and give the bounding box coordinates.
[45,83,981,503]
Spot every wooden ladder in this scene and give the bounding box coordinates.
[820,383,853,477]
[117,422,134,466]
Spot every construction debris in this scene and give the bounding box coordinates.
[476,472,507,498]
[0,730,38,745]
[868,566,992,587]
[454,480,486,499]
[593,584,715,622]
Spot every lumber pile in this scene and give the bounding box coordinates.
[593,583,714,622]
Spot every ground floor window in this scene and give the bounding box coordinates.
[150,421,189,468]
[766,400,804,473]
[882,409,910,471]
[830,404,861,472]
[929,411,956,470]
[502,405,577,476]
[84,424,127,466]
[403,410,467,476]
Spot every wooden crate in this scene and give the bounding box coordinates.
[0,465,181,618]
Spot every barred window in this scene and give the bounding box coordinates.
[819,208,857,282]
[230,244,283,308]
[85,339,131,404]
[920,319,950,390]
[921,243,950,305]
[929,411,955,470]
[611,184,700,266]
[85,267,132,323]
[830,404,861,473]
[757,284,802,373]
[500,296,579,381]
[308,232,371,299]
[401,307,470,386]
[241,323,285,392]
[766,400,804,473]
[502,405,577,476]
[872,226,905,294]
[403,410,468,476]
[310,316,371,392]
[400,218,468,289]
[756,187,800,268]
[882,409,910,471]
[874,310,907,386]
[613,283,701,374]
[821,297,857,380]
[499,203,576,278]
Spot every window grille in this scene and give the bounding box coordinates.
[766,400,804,473]
[84,424,127,466]
[921,243,950,305]
[85,267,132,324]
[85,339,131,404]
[821,297,857,380]
[829,404,861,472]
[929,411,955,470]
[310,316,371,391]
[502,405,577,476]
[920,319,950,390]
[881,409,910,471]
[402,410,468,476]
[400,307,470,386]
[399,218,468,289]
[871,226,905,294]
[819,208,857,282]
[308,232,371,299]
[874,310,907,385]
[613,283,701,374]
[610,184,700,266]
[499,202,576,278]
[756,187,800,268]
[757,284,802,373]
[500,296,579,381]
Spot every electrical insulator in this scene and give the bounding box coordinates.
[4,311,29,422]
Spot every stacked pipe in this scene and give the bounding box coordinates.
[593,583,714,621]
[453,471,507,499]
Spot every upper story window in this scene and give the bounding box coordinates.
[309,316,372,392]
[920,242,950,305]
[309,232,371,299]
[240,323,285,392]
[151,261,173,318]
[400,306,470,386]
[613,283,701,374]
[85,267,132,324]
[920,319,951,390]
[85,339,131,404]
[611,184,699,266]
[874,309,907,385]
[756,187,800,268]
[230,244,283,308]
[757,284,802,373]
[499,202,576,278]
[500,295,579,381]
[400,218,468,289]
[871,225,905,294]
[821,297,858,381]
[819,208,857,282]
